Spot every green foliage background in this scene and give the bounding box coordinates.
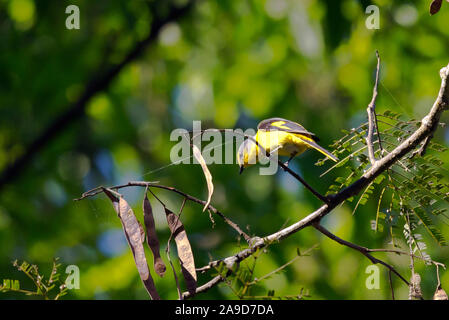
[1,0,449,299]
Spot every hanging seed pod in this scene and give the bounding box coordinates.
[102,188,160,300]
[143,193,166,277]
[164,206,197,296]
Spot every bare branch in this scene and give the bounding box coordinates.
[278,161,328,203]
[75,181,251,242]
[410,135,432,158]
[182,274,225,299]
[388,270,395,300]
[165,198,187,300]
[247,244,318,286]
[366,51,383,164]
[312,223,409,285]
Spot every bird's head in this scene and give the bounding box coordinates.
[237,138,258,174]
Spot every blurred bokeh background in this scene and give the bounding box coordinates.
[1,0,449,299]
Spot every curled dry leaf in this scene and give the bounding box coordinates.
[164,207,197,296]
[143,193,166,277]
[192,144,214,212]
[430,0,443,15]
[102,188,160,300]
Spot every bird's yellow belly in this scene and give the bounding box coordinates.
[256,131,308,156]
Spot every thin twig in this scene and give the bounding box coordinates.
[247,244,318,286]
[165,197,187,300]
[410,135,432,158]
[278,161,328,203]
[434,262,446,290]
[182,274,226,299]
[366,51,382,164]
[76,181,251,242]
[388,269,395,300]
[312,223,409,285]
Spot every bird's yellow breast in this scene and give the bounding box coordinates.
[255,131,311,156]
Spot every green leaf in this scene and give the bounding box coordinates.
[1,279,20,291]
[412,208,447,246]
[373,174,385,185]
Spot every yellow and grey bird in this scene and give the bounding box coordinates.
[237,118,338,174]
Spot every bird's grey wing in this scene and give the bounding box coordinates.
[257,118,320,142]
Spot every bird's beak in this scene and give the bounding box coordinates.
[239,166,244,175]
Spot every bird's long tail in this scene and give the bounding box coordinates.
[297,136,338,162]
